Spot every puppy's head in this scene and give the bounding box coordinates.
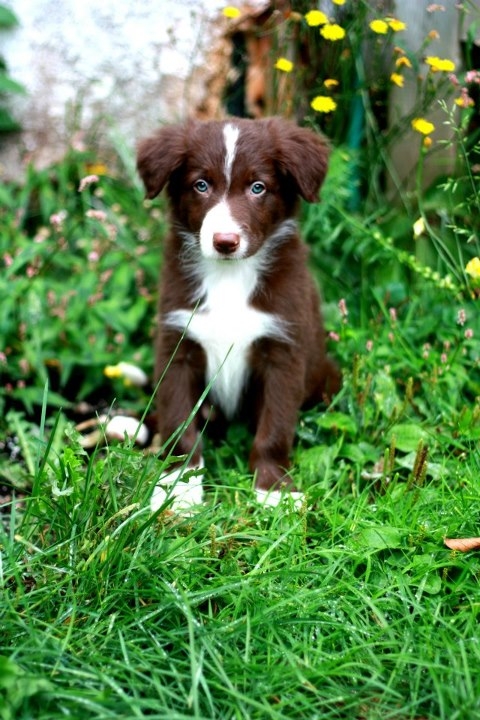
[137,117,329,260]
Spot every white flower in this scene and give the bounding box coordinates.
[104,362,148,387]
[105,415,149,446]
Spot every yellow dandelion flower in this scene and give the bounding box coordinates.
[324,78,339,89]
[311,95,337,113]
[412,117,435,135]
[396,56,412,68]
[305,10,328,26]
[390,73,404,87]
[423,136,433,148]
[223,6,241,18]
[370,19,389,34]
[274,57,294,73]
[320,23,346,41]
[425,56,455,72]
[86,162,108,176]
[332,0,346,4]
[388,18,407,31]
[466,257,480,280]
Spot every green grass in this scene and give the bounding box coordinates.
[2,434,480,719]
[1,133,480,718]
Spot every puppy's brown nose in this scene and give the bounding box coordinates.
[213,233,240,255]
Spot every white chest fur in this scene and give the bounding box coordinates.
[165,257,287,419]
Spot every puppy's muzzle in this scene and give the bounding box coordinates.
[213,232,240,255]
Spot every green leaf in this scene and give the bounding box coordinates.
[0,655,19,690]
[0,7,18,27]
[396,451,444,480]
[353,525,404,550]
[388,423,429,453]
[0,107,20,132]
[340,441,377,464]
[373,370,401,418]
[0,655,53,720]
[0,72,26,95]
[316,411,357,436]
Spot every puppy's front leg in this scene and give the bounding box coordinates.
[249,357,305,505]
[151,340,205,512]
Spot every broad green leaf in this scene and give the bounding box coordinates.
[373,370,401,418]
[316,411,357,436]
[388,423,429,452]
[354,525,404,550]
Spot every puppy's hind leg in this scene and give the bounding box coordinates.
[306,355,342,408]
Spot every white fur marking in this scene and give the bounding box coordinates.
[165,247,289,418]
[151,459,205,513]
[223,123,240,187]
[199,199,245,259]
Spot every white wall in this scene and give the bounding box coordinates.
[0,0,229,178]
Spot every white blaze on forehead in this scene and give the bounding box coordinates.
[223,123,240,187]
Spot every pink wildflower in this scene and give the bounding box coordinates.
[465,328,474,339]
[78,174,100,192]
[34,228,49,243]
[86,209,107,222]
[457,308,466,326]
[338,298,348,318]
[465,70,480,84]
[328,331,340,342]
[366,340,374,352]
[50,210,67,229]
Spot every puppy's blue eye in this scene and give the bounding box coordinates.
[250,181,266,196]
[194,179,209,194]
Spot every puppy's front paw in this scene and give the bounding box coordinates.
[151,460,205,513]
[252,461,304,509]
[255,487,304,510]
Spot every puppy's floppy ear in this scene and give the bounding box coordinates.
[136,124,189,199]
[268,118,330,203]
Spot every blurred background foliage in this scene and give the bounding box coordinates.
[0,0,479,448]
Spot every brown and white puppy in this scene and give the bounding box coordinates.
[137,117,341,511]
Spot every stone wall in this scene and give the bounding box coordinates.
[0,0,233,178]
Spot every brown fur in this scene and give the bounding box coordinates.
[137,117,341,493]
